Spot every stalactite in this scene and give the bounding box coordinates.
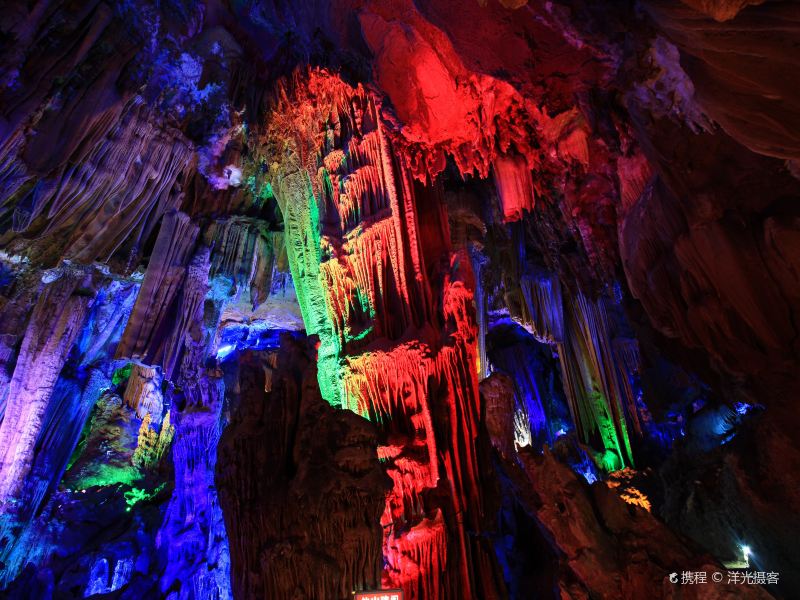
[155,224,232,598]
[469,245,489,379]
[78,279,140,362]
[344,343,439,487]
[612,337,644,437]
[123,364,164,425]
[115,210,199,366]
[492,155,536,223]
[0,266,98,502]
[161,246,211,380]
[616,150,654,215]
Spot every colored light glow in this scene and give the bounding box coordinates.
[71,464,141,491]
[111,363,132,386]
[606,470,652,512]
[354,590,403,600]
[216,344,236,360]
[123,483,165,511]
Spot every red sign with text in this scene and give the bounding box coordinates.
[354,590,403,600]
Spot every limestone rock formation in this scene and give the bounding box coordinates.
[217,340,389,599]
[0,0,798,598]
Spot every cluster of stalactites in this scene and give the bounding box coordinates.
[559,292,635,469]
[341,256,484,598]
[518,274,639,470]
[320,217,419,350]
[208,217,278,309]
[267,69,381,187]
[520,272,565,345]
[264,69,437,407]
[319,133,391,233]
[0,97,192,269]
[263,69,493,598]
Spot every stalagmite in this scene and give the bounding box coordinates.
[217,342,387,600]
[157,376,231,599]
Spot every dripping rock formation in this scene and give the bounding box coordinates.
[0,0,798,599]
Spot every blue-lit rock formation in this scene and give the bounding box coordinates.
[157,371,231,600]
[486,319,571,449]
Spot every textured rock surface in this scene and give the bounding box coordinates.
[511,446,772,599]
[217,340,388,599]
[0,0,798,598]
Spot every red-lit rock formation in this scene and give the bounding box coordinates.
[260,70,509,598]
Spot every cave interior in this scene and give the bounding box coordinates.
[0,0,798,598]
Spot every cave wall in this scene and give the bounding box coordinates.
[0,0,798,598]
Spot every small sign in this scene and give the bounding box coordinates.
[354,590,404,600]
